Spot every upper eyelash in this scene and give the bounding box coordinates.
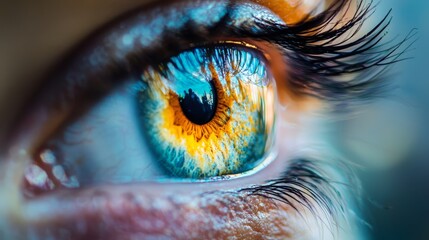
[43,0,411,109]
[37,0,416,113]
[227,0,416,103]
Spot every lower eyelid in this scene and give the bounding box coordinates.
[15,125,343,239]
[18,184,328,239]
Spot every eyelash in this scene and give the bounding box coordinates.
[230,0,415,103]
[240,158,353,224]
[113,0,415,109]
[233,0,414,223]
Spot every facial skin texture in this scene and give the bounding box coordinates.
[0,0,358,239]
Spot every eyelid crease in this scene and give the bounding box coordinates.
[218,40,258,50]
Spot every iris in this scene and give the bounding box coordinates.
[138,45,276,179]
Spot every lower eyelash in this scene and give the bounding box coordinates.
[240,158,357,226]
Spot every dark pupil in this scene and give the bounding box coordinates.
[178,80,217,125]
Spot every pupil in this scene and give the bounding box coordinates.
[178,80,217,125]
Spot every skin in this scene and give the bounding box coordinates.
[0,0,356,239]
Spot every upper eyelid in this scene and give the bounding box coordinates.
[9,1,286,152]
[35,1,285,110]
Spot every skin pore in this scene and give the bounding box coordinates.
[0,0,360,239]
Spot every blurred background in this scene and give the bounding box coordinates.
[334,0,429,239]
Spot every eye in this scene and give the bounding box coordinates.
[19,1,281,194]
[26,44,276,192]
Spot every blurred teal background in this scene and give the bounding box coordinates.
[353,0,429,239]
